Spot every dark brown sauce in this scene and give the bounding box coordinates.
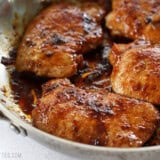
[1,49,42,115]
[71,33,113,90]
[10,71,45,115]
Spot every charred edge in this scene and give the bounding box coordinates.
[51,33,66,45]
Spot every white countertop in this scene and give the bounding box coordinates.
[0,120,77,160]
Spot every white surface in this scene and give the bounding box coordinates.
[0,120,77,160]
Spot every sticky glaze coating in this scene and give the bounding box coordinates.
[16,3,104,78]
[32,79,158,147]
[106,0,160,42]
[81,2,106,23]
[110,42,160,104]
[71,38,113,90]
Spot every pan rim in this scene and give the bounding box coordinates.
[0,102,160,153]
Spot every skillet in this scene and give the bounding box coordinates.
[0,0,160,159]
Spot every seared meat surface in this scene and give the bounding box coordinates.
[110,41,160,104]
[81,2,106,23]
[32,79,158,147]
[16,3,104,78]
[106,0,160,42]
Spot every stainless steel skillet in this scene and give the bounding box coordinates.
[0,0,160,160]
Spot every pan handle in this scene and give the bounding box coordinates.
[0,110,27,136]
[0,111,23,135]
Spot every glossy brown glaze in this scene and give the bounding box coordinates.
[106,0,160,43]
[110,42,160,104]
[10,71,44,115]
[71,37,112,90]
[32,79,158,147]
[16,2,104,78]
[81,2,106,23]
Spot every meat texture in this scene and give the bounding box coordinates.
[106,0,160,43]
[16,3,104,78]
[81,2,106,23]
[110,41,160,104]
[32,79,158,147]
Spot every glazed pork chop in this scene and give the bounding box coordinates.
[106,0,160,43]
[110,42,160,104]
[32,79,158,147]
[16,3,104,78]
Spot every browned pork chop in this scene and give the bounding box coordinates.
[32,79,158,147]
[110,42,160,104]
[16,3,104,78]
[106,0,160,43]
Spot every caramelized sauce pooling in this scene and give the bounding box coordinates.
[10,71,45,115]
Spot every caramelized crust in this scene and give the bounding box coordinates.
[32,79,158,147]
[110,42,160,104]
[109,40,151,66]
[106,0,160,42]
[81,2,106,23]
[16,3,104,78]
